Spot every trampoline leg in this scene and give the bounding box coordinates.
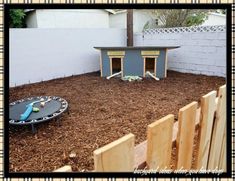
[31,124,36,134]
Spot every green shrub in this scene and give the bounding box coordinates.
[9,9,26,28]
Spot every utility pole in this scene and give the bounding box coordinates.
[127,9,133,46]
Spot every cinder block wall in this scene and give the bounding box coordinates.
[134,27,226,77]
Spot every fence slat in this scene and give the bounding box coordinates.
[146,114,174,169]
[219,125,227,171]
[134,140,147,169]
[208,85,226,169]
[53,165,72,172]
[176,101,197,170]
[93,133,135,172]
[134,107,201,169]
[196,91,217,169]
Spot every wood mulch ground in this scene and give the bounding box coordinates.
[9,71,225,172]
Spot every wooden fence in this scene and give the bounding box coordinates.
[55,84,226,172]
[93,85,227,172]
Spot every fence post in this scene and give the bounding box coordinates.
[176,101,197,170]
[208,85,226,169]
[146,114,174,170]
[196,91,217,169]
[93,133,135,172]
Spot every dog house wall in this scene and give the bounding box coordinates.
[101,49,166,78]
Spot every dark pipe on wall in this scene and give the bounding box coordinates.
[127,9,133,46]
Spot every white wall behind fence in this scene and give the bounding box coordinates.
[10,28,126,87]
[135,26,226,77]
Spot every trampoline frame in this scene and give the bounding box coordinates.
[9,96,69,133]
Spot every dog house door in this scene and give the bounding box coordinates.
[141,51,160,77]
[111,58,122,73]
[107,51,125,77]
[144,57,156,77]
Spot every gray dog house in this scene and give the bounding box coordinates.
[94,46,180,78]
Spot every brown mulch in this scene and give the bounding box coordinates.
[9,71,225,172]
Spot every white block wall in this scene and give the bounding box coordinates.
[134,30,226,77]
[10,28,126,87]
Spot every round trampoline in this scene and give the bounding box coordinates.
[9,96,69,133]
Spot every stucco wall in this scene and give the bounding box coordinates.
[134,27,226,77]
[202,13,226,26]
[109,13,126,30]
[10,28,126,87]
[109,10,154,33]
[25,11,38,28]
[26,9,109,28]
